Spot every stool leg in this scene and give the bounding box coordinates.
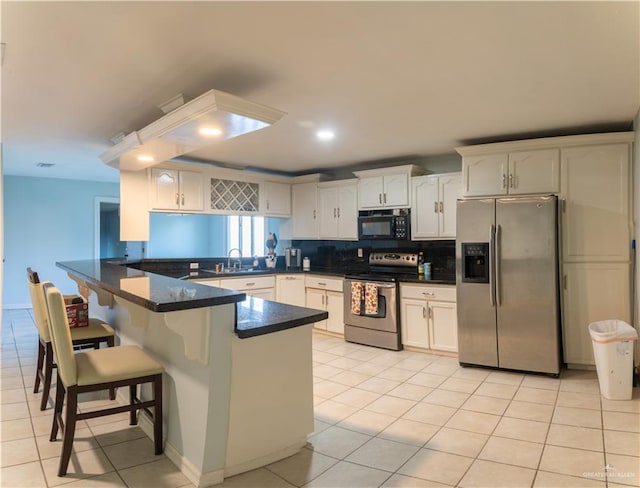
[107,337,116,400]
[34,340,45,393]
[129,384,137,425]
[40,343,54,411]
[153,374,163,455]
[50,374,64,441]
[58,385,77,477]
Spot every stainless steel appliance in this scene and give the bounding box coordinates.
[357,210,410,240]
[285,247,302,270]
[456,195,561,375]
[344,251,419,350]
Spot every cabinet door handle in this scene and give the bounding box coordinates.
[267,200,270,210]
[428,307,433,319]
[563,275,567,290]
[321,295,325,305]
[439,201,443,213]
[337,207,340,218]
[502,174,507,188]
[313,209,316,219]
[245,282,255,286]
[379,193,382,204]
[383,193,387,204]
[422,292,435,296]
[333,208,337,218]
[175,193,180,205]
[181,194,185,205]
[509,174,514,188]
[318,282,327,286]
[434,201,438,213]
[422,307,426,318]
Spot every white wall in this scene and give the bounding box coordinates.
[633,110,640,365]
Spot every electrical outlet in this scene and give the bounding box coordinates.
[190,262,199,269]
[357,248,363,258]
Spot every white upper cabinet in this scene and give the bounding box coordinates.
[150,168,204,211]
[290,182,318,239]
[561,143,631,262]
[460,148,559,197]
[259,182,291,216]
[354,165,420,209]
[411,173,461,239]
[508,149,560,195]
[318,180,358,240]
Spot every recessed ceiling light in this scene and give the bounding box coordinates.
[199,127,223,137]
[36,162,55,168]
[317,129,335,141]
[136,155,155,163]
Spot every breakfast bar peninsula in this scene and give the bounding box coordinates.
[57,259,327,488]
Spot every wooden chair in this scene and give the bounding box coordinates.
[27,268,116,410]
[43,282,164,476]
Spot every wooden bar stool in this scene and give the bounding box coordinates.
[27,268,116,410]
[43,282,164,477]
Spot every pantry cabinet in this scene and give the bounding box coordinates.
[562,262,631,367]
[400,284,457,353]
[290,182,318,239]
[354,165,421,209]
[150,168,204,211]
[411,173,461,239]
[317,181,358,240]
[276,274,306,307]
[460,148,559,197]
[560,143,631,263]
[306,275,344,334]
[260,182,291,217]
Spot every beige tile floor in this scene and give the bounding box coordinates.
[2,308,639,487]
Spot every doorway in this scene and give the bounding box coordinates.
[94,197,145,259]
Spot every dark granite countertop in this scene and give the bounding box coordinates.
[57,259,247,313]
[236,297,328,339]
[57,259,329,338]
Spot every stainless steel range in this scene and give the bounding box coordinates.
[343,251,420,350]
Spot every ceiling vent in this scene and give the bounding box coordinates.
[100,89,285,171]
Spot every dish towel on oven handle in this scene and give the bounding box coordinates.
[364,282,379,315]
[351,281,363,315]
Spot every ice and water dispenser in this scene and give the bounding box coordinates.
[461,243,489,283]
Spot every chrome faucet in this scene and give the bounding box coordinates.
[227,248,242,269]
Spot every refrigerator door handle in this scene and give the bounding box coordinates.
[489,224,496,306]
[495,224,501,306]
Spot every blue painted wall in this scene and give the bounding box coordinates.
[3,175,119,306]
[146,213,227,258]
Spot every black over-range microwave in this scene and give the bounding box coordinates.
[357,210,410,240]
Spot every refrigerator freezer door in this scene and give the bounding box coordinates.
[456,199,498,367]
[495,196,560,374]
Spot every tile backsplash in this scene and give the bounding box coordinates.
[291,239,455,279]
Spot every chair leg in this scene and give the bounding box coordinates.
[153,374,163,455]
[58,385,78,477]
[40,343,54,411]
[107,337,116,400]
[50,374,65,442]
[129,384,137,425]
[33,340,45,393]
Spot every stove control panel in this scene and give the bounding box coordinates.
[369,252,419,267]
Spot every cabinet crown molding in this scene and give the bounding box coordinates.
[353,164,423,178]
[455,132,634,157]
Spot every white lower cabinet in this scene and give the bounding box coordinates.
[305,275,345,334]
[192,279,221,288]
[276,275,306,306]
[219,276,276,300]
[400,284,457,353]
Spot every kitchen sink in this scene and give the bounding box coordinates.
[200,268,266,275]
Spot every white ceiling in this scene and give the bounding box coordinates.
[2,1,639,183]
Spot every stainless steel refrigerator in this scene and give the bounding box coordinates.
[456,195,561,375]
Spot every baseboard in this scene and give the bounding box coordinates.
[138,413,224,487]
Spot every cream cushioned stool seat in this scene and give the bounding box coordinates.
[27,268,117,410]
[43,283,164,477]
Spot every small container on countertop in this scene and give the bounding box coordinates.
[423,263,432,280]
[303,257,310,271]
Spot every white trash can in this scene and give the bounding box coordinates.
[588,320,638,400]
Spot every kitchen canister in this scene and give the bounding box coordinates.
[303,257,310,271]
[422,262,432,280]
